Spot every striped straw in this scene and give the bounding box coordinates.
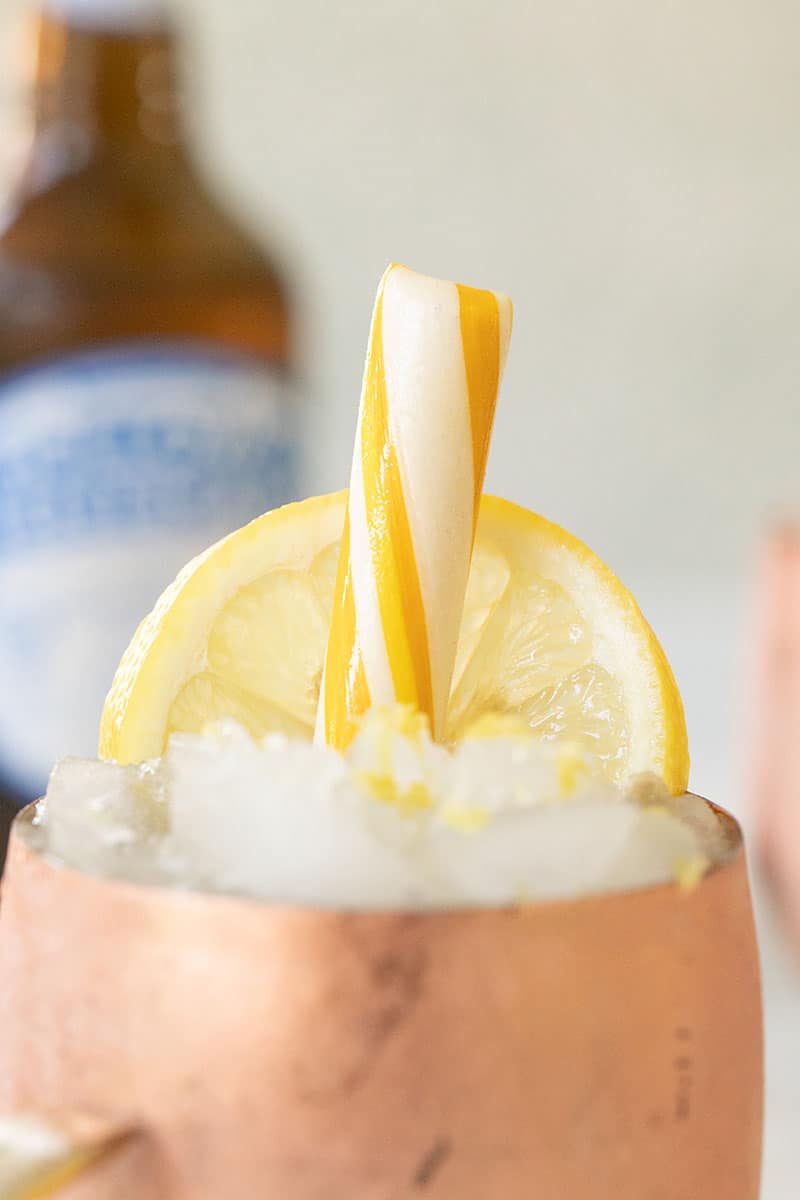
[317,264,512,749]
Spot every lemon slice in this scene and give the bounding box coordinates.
[100,492,688,793]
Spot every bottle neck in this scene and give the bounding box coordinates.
[28,4,185,178]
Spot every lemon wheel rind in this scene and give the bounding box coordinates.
[100,491,689,795]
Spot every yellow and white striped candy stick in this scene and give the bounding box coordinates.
[317,264,513,749]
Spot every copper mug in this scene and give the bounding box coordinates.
[0,800,762,1199]
[749,525,800,950]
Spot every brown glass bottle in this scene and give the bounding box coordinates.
[0,0,297,850]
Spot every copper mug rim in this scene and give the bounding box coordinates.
[0,793,762,1200]
[11,792,744,917]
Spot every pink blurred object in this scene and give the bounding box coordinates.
[750,524,800,946]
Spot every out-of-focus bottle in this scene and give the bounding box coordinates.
[0,0,296,826]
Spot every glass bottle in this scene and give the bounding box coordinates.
[0,0,297,845]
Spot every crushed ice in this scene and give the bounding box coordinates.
[29,708,731,909]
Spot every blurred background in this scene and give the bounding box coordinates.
[0,0,797,1194]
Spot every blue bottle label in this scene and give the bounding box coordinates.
[0,344,297,799]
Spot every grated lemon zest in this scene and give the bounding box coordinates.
[399,782,435,815]
[440,804,491,834]
[673,855,710,893]
[354,771,433,817]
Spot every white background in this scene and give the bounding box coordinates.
[1,1,798,1194]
